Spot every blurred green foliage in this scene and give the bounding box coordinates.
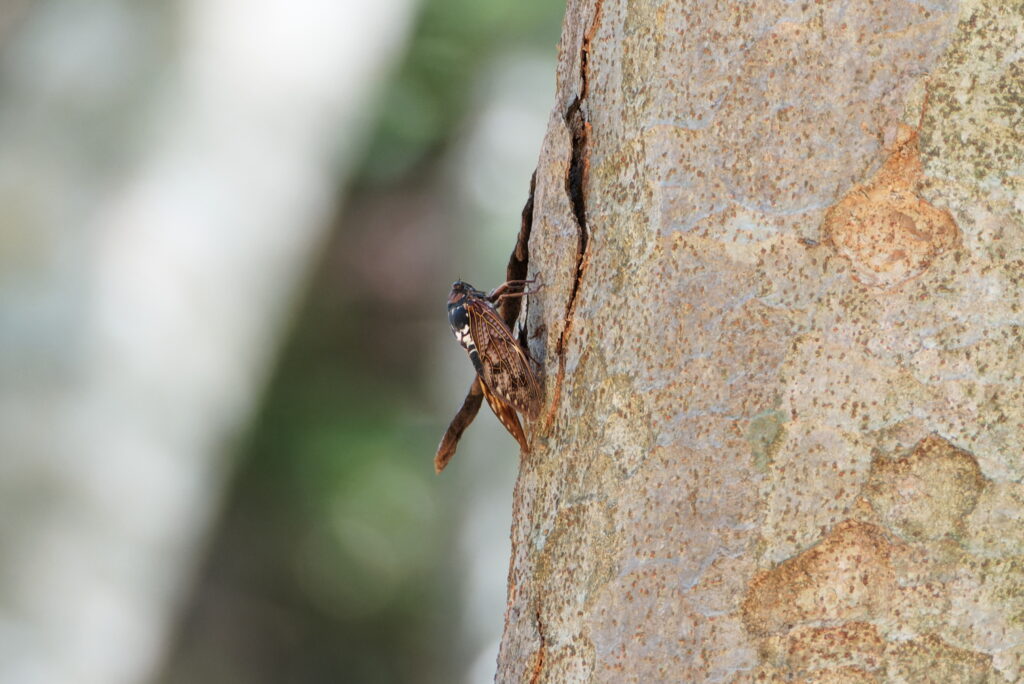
[161,1,562,682]
[358,0,563,185]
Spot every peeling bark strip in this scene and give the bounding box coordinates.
[545,0,602,428]
[502,170,537,324]
[434,173,538,472]
[545,103,591,427]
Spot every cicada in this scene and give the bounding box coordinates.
[435,279,541,471]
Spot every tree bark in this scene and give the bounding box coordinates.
[499,0,1024,681]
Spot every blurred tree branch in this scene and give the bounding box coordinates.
[0,2,414,683]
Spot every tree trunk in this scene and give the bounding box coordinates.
[499,0,1024,681]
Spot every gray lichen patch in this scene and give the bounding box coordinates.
[823,124,961,289]
[747,408,787,471]
[965,481,1024,556]
[758,423,875,564]
[865,435,987,541]
[919,0,1024,196]
[885,633,995,683]
[533,497,620,622]
[783,330,942,434]
[949,553,1024,639]
[589,560,758,682]
[594,375,653,478]
[930,554,1024,682]
[755,633,1002,683]
[758,622,886,680]
[743,519,1008,682]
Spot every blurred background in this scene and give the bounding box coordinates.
[0,1,561,683]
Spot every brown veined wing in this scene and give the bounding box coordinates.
[465,298,541,419]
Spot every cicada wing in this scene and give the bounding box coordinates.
[479,376,530,453]
[466,299,541,419]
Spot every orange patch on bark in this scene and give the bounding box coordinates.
[823,124,959,289]
[742,520,897,636]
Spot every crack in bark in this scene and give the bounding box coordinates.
[565,100,590,241]
[545,0,602,428]
[528,607,548,684]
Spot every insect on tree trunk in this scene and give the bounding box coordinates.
[497,0,1024,681]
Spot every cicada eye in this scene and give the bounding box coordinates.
[448,303,469,330]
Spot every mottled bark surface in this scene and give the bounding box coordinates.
[499,0,1024,681]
